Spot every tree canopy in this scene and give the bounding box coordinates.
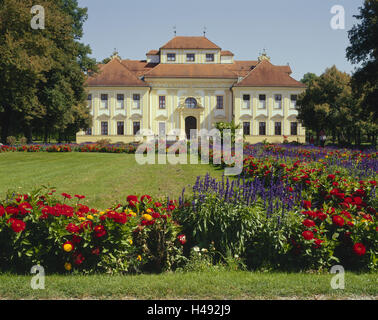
[0,0,97,143]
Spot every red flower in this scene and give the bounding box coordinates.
[353,243,366,256]
[91,247,100,255]
[73,252,85,265]
[61,193,72,199]
[6,206,19,215]
[327,174,335,180]
[0,206,4,217]
[141,195,152,203]
[178,234,187,245]
[72,235,82,243]
[18,202,32,215]
[302,219,316,228]
[66,223,80,234]
[302,200,311,209]
[332,215,345,227]
[154,202,162,207]
[353,197,363,205]
[8,218,26,233]
[127,195,139,207]
[74,194,85,200]
[302,230,314,240]
[94,225,107,238]
[317,212,327,221]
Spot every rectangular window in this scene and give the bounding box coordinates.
[117,121,124,135]
[85,128,92,135]
[186,53,195,62]
[291,122,298,135]
[133,94,140,109]
[167,53,176,61]
[275,122,282,135]
[274,94,282,109]
[158,122,166,136]
[216,96,224,109]
[290,94,297,108]
[101,122,108,135]
[206,53,214,62]
[116,94,124,109]
[159,96,166,109]
[87,94,92,108]
[259,94,266,108]
[259,122,266,135]
[243,94,250,109]
[243,122,250,136]
[100,94,108,109]
[133,121,140,135]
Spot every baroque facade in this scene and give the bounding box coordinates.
[77,36,306,143]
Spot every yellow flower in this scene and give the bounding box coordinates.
[99,211,105,215]
[142,214,153,221]
[78,217,85,221]
[63,243,73,252]
[130,211,136,217]
[137,255,142,261]
[64,262,72,271]
[128,239,133,245]
[86,215,94,220]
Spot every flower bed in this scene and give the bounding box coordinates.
[0,190,185,274]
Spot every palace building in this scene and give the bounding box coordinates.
[78,36,306,144]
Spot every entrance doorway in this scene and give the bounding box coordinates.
[185,116,197,139]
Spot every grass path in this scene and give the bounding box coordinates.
[0,271,376,300]
[0,153,224,209]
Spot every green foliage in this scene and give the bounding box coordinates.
[0,0,97,144]
[0,189,185,274]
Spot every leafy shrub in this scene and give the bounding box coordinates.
[6,136,16,146]
[19,137,27,145]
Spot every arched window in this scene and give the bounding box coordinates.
[185,97,197,109]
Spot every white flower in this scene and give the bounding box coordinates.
[192,246,200,252]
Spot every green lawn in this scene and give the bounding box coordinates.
[0,152,223,209]
[0,271,376,299]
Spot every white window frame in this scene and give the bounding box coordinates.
[100,94,108,109]
[133,93,141,109]
[274,94,282,109]
[116,93,125,109]
[206,53,214,62]
[216,95,224,110]
[290,94,298,109]
[242,94,251,109]
[258,94,267,109]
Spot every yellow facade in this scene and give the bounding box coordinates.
[77,36,305,144]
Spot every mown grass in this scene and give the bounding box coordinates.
[0,152,224,209]
[0,271,376,300]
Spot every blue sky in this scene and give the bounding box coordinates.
[77,0,363,80]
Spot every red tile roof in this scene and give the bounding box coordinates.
[146,50,159,55]
[143,63,238,79]
[228,60,258,77]
[121,60,158,78]
[221,50,234,56]
[160,36,221,49]
[234,60,305,87]
[86,58,148,87]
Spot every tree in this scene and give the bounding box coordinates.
[300,72,318,86]
[0,0,96,143]
[346,0,378,146]
[296,66,357,145]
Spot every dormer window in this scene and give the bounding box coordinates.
[167,53,176,61]
[206,54,214,62]
[186,54,195,62]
